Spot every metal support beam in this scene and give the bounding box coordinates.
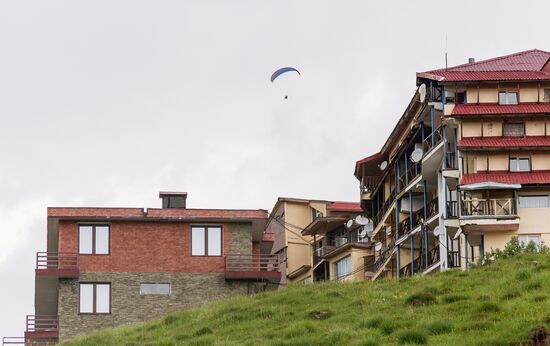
[396,245,401,279]
[464,234,469,269]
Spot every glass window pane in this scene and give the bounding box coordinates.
[518,158,530,171]
[96,284,110,313]
[79,226,93,254]
[207,227,222,256]
[509,158,517,172]
[499,92,506,104]
[191,227,205,255]
[140,283,171,295]
[508,92,518,104]
[79,284,94,313]
[519,196,550,208]
[95,226,110,254]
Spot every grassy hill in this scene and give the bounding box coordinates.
[63,253,550,346]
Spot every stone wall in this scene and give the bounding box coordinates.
[58,272,253,341]
[228,223,252,255]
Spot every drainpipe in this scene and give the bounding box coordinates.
[464,234,469,269]
[410,190,414,275]
[396,245,400,279]
[423,180,428,269]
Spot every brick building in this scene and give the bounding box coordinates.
[9,192,279,344]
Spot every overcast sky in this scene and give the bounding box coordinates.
[1,0,549,338]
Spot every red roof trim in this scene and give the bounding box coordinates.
[460,171,550,185]
[327,202,362,212]
[452,103,550,116]
[356,152,381,165]
[459,136,550,148]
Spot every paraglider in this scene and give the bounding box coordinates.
[271,67,300,99]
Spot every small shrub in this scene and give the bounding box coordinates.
[427,321,452,335]
[193,327,213,337]
[405,292,436,306]
[526,281,542,290]
[359,316,383,329]
[380,320,400,335]
[477,302,500,313]
[517,269,532,280]
[398,330,428,344]
[443,294,468,303]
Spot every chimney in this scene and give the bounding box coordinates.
[159,192,187,209]
[468,58,475,64]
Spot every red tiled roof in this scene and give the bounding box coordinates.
[356,152,381,165]
[459,136,550,148]
[327,202,362,212]
[48,207,268,220]
[418,49,550,82]
[460,171,550,185]
[452,103,550,115]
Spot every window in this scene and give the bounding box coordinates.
[518,235,542,250]
[311,207,323,221]
[518,195,550,208]
[456,91,466,104]
[79,283,110,314]
[499,91,518,105]
[299,276,313,284]
[544,89,550,103]
[140,283,171,295]
[191,226,222,256]
[335,256,352,279]
[79,225,110,255]
[509,157,530,172]
[503,123,525,137]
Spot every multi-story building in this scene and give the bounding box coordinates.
[301,202,370,282]
[265,198,362,284]
[5,192,279,344]
[356,49,550,280]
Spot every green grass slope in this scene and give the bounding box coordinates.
[63,253,550,346]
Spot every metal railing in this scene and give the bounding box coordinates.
[372,189,397,228]
[373,242,396,273]
[2,337,25,345]
[448,251,461,268]
[445,151,458,169]
[360,176,380,194]
[398,162,422,191]
[26,316,58,333]
[36,252,78,270]
[224,254,280,272]
[423,124,445,154]
[446,200,458,218]
[461,198,516,216]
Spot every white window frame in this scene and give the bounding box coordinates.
[78,225,110,255]
[509,157,530,172]
[140,283,171,295]
[518,234,542,250]
[518,195,550,208]
[335,255,352,279]
[499,91,519,105]
[79,283,111,314]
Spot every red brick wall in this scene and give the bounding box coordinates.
[58,221,237,273]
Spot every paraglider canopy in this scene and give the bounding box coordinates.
[270,67,300,83]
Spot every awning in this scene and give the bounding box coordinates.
[460,182,521,191]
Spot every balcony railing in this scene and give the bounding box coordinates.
[448,250,461,268]
[397,197,438,240]
[2,337,25,345]
[399,244,440,277]
[372,189,397,228]
[461,198,516,217]
[36,252,79,278]
[446,200,458,218]
[423,125,445,154]
[445,151,458,169]
[224,254,281,281]
[26,316,58,334]
[398,162,421,191]
[361,176,380,194]
[373,242,396,273]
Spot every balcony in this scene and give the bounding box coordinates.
[399,244,440,277]
[460,197,520,232]
[224,254,281,281]
[397,162,422,192]
[36,252,79,278]
[24,315,58,342]
[396,197,439,242]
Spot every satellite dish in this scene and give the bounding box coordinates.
[453,228,463,240]
[355,215,369,225]
[379,161,388,171]
[374,242,382,252]
[432,226,441,237]
[385,227,392,236]
[346,219,354,228]
[359,226,368,238]
[410,148,424,163]
[419,83,427,103]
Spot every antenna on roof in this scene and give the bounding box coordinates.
[445,34,448,71]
